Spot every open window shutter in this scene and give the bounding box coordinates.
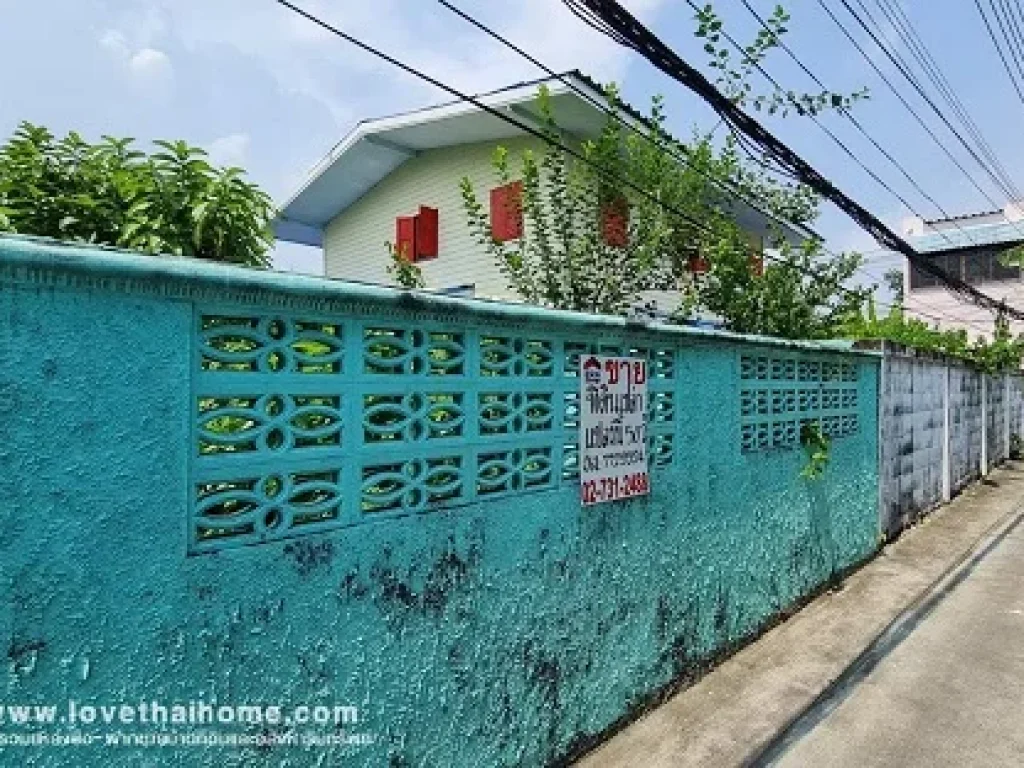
[417,206,439,259]
[395,216,417,261]
[490,182,523,242]
[689,254,710,274]
[601,199,629,247]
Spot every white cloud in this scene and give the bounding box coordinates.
[117,0,667,126]
[207,132,251,168]
[129,48,173,83]
[99,28,173,87]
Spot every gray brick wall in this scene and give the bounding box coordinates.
[877,342,1020,540]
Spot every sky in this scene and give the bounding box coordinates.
[2,0,1022,292]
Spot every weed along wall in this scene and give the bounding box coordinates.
[0,236,879,767]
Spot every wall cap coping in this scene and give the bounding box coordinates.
[0,234,881,358]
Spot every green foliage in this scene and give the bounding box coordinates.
[680,231,869,338]
[459,4,869,337]
[695,3,869,117]
[459,83,854,324]
[0,121,274,266]
[883,268,904,306]
[460,86,675,315]
[841,299,1024,372]
[998,242,1024,268]
[385,241,426,290]
[799,421,831,479]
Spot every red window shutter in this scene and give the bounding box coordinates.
[490,181,523,242]
[601,199,629,247]
[416,206,439,260]
[747,234,764,276]
[395,216,417,262]
[689,254,710,274]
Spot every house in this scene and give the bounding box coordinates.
[903,203,1024,335]
[274,71,801,314]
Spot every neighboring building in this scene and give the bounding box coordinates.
[903,203,1024,335]
[275,71,800,315]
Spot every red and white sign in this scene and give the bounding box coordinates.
[580,356,649,505]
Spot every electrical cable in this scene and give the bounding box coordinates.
[977,0,1024,103]
[832,0,1024,216]
[561,0,1024,319]
[271,0,1006,334]
[814,0,1023,236]
[736,0,984,249]
[868,0,1023,201]
[436,0,819,241]
[272,0,885,311]
[434,0,923,302]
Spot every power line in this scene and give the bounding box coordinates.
[562,0,1024,320]
[435,0,819,242]
[864,0,1022,201]
[277,0,906,307]
[815,0,1024,256]
[272,0,1001,334]
[813,0,1021,229]
[434,0,910,298]
[682,0,1006,279]
[684,0,1024,278]
[831,0,1024,215]
[975,0,1024,108]
[272,0,891,321]
[677,0,958,252]
[866,0,1023,202]
[994,0,1024,99]
[268,2,731,250]
[734,0,982,249]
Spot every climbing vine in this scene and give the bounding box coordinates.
[385,241,426,290]
[799,422,831,480]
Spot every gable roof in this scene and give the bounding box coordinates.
[274,71,803,247]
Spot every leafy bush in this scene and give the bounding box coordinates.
[0,122,274,267]
[841,299,1024,372]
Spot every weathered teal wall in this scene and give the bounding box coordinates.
[0,236,879,767]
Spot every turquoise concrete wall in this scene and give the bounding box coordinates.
[0,236,880,767]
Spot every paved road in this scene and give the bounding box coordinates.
[775,513,1024,768]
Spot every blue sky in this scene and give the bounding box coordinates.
[1,0,1020,287]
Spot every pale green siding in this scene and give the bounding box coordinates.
[324,136,544,299]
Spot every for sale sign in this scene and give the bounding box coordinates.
[580,355,649,505]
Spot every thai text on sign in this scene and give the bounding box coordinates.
[580,356,649,505]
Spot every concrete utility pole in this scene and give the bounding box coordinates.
[982,376,988,476]
[1005,374,1011,460]
[942,365,951,503]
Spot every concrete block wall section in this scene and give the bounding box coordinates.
[875,341,1022,540]
[0,236,880,767]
